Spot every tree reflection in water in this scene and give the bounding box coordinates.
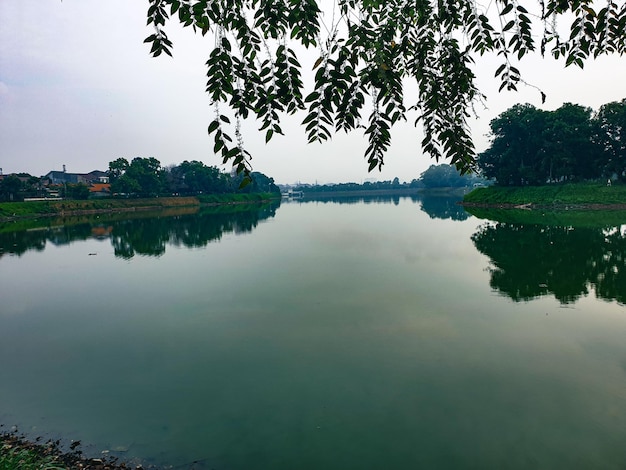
[0,203,279,260]
[296,192,469,220]
[472,221,626,304]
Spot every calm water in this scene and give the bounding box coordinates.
[1,197,626,469]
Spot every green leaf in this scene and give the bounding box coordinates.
[208,120,220,134]
[501,4,514,15]
[503,20,515,31]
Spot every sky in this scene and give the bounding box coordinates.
[1,1,625,185]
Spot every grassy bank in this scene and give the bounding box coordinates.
[0,430,141,470]
[463,182,626,206]
[0,193,278,221]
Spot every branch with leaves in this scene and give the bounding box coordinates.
[145,0,626,181]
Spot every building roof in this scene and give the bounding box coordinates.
[89,183,111,193]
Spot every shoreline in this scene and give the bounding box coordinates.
[0,428,155,470]
[460,202,626,210]
[0,195,279,224]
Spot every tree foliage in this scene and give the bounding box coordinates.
[420,163,481,188]
[0,175,24,202]
[144,0,626,176]
[108,156,279,196]
[0,175,48,201]
[63,183,91,200]
[594,99,626,178]
[478,99,626,186]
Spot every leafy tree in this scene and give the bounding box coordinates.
[593,99,626,181]
[108,157,129,182]
[168,160,230,194]
[231,171,280,194]
[543,103,599,182]
[125,157,166,196]
[109,157,165,196]
[478,104,549,186]
[114,174,142,195]
[478,100,624,186]
[144,0,626,177]
[63,183,91,200]
[0,175,23,202]
[420,164,470,188]
[108,157,131,194]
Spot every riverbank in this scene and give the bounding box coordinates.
[0,429,150,470]
[462,182,626,208]
[0,193,279,222]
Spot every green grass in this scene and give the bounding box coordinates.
[0,193,279,221]
[0,197,199,219]
[0,431,139,470]
[0,198,279,235]
[463,182,626,205]
[0,436,66,470]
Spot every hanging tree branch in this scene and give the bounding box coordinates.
[145,0,626,178]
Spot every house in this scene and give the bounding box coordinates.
[44,171,80,185]
[44,169,108,185]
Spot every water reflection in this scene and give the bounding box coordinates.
[419,194,469,221]
[296,192,469,220]
[2,198,626,470]
[472,221,626,304]
[0,203,279,260]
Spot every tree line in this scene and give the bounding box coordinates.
[293,164,487,194]
[478,99,626,186]
[108,157,279,197]
[0,158,280,202]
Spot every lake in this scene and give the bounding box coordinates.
[1,195,626,469]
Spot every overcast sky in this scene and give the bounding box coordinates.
[1,1,625,184]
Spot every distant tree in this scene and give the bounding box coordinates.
[408,179,423,189]
[420,164,470,188]
[593,99,626,181]
[0,175,23,201]
[108,157,130,182]
[114,174,142,195]
[109,157,165,196]
[63,183,91,200]
[125,157,166,196]
[168,160,230,194]
[232,171,280,194]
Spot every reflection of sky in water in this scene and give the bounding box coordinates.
[1,199,626,469]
